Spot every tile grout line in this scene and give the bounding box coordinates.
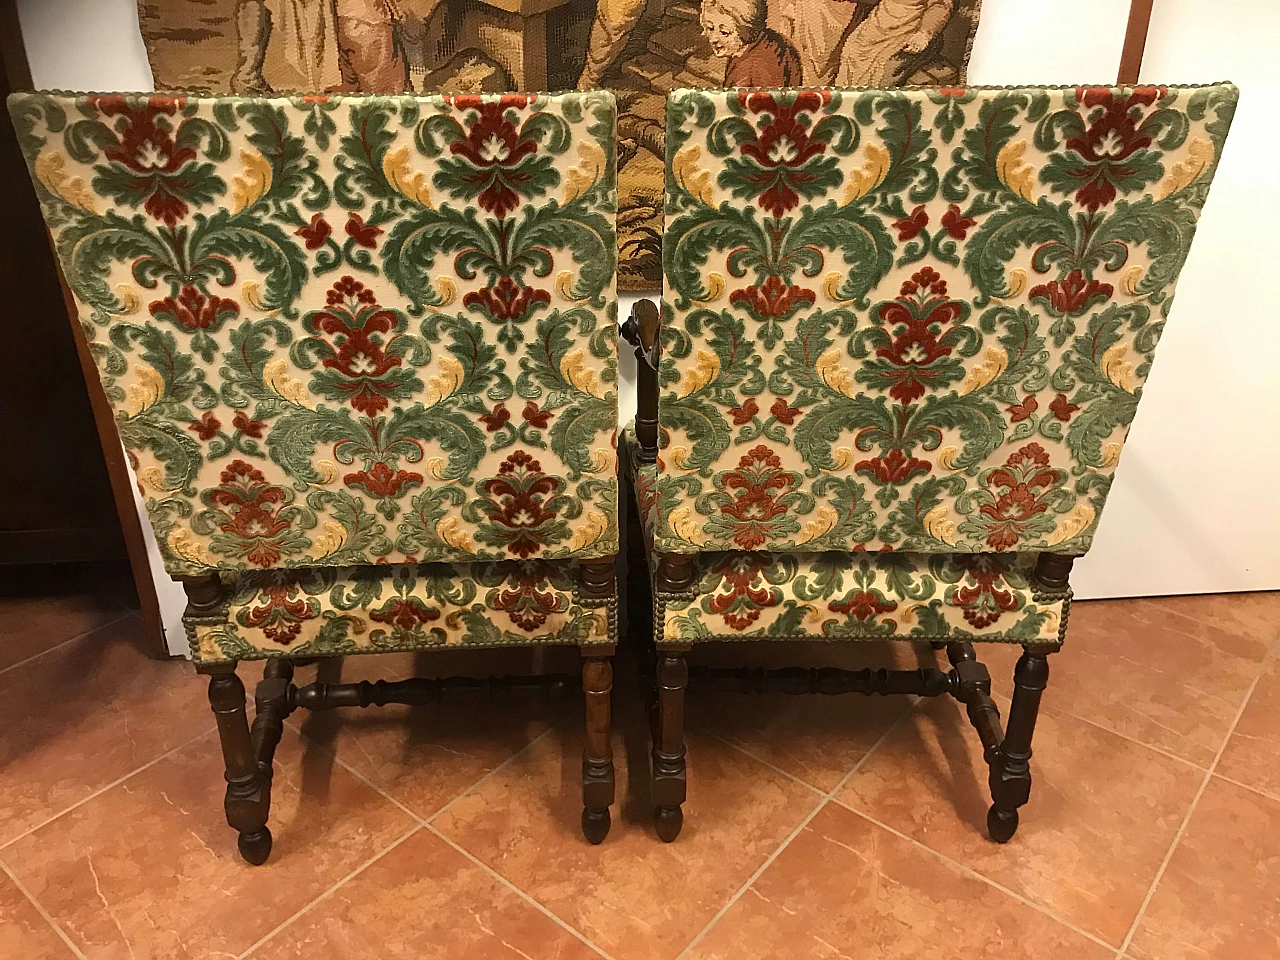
[0,609,139,679]
[426,726,561,823]
[1208,770,1280,806]
[425,823,619,960]
[0,859,89,960]
[836,801,1120,954]
[674,696,924,960]
[236,825,423,959]
[709,706,1120,954]
[0,724,215,852]
[287,723,618,960]
[1115,641,1277,957]
[705,733,825,797]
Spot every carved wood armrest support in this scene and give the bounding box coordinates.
[620,298,660,464]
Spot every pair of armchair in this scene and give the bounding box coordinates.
[11,81,1235,862]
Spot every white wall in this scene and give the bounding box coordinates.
[19,0,1280,614]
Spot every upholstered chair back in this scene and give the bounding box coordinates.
[655,84,1236,559]
[10,90,619,577]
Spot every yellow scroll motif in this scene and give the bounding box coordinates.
[383,145,434,208]
[694,272,725,304]
[33,150,99,213]
[922,504,959,545]
[672,145,715,206]
[563,140,605,204]
[313,520,348,557]
[842,142,890,204]
[426,356,464,405]
[1120,264,1145,296]
[957,346,1008,396]
[169,528,216,566]
[263,359,313,408]
[996,140,1035,202]
[436,515,474,552]
[569,509,608,550]
[315,459,340,483]
[561,348,607,398]
[794,506,838,545]
[822,271,853,304]
[677,349,719,398]
[123,364,165,417]
[1045,502,1095,546]
[669,505,706,545]
[1156,138,1214,200]
[1100,342,1139,394]
[230,149,272,214]
[815,348,855,397]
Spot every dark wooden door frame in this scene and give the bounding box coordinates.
[1119,0,1156,84]
[0,0,167,657]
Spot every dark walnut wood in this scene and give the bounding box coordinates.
[180,572,225,618]
[987,645,1054,843]
[1033,553,1075,593]
[579,556,616,601]
[653,648,689,842]
[200,663,274,865]
[621,298,661,463]
[656,553,697,593]
[581,654,616,844]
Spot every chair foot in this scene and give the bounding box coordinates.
[581,807,611,845]
[986,805,1018,843]
[654,804,683,842]
[581,654,615,844]
[237,827,273,865]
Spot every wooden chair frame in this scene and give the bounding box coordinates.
[621,299,1074,843]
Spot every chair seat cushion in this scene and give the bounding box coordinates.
[623,426,1066,645]
[189,561,614,663]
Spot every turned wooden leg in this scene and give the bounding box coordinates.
[653,649,688,842]
[581,653,615,844]
[987,646,1053,843]
[203,663,274,865]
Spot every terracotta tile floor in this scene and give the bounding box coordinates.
[1,566,1278,960]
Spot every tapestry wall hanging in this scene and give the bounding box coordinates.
[137,0,986,289]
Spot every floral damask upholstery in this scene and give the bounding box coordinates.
[194,561,611,662]
[626,82,1236,645]
[623,430,1065,644]
[10,90,619,581]
[654,84,1236,558]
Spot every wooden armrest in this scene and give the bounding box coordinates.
[621,299,660,463]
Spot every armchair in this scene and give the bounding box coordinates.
[622,83,1237,842]
[11,89,622,860]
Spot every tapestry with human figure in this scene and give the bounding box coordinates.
[136,0,986,289]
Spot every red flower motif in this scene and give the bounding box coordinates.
[463,275,551,321]
[490,561,568,630]
[892,205,929,241]
[370,597,440,632]
[447,95,539,218]
[480,402,512,432]
[521,400,552,429]
[1029,269,1114,316]
[206,460,295,567]
[89,96,198,224]
[728,397,759,425]
[343,462,423,499]
[729,275,815,320]
[149,284,240,332]
[1049,393,1082,422]
[188,411,221,441]
[306,277,409,416]
[855,448,932,485]
[1007,395,1039,423]
[872,267,965,403]
[232,410,267,438]
[949,555,1019,628]
[706,553,783,630]
[828,589,898,622]
[1064,87,1161,210]
[480,450,565,558]
[977,443,1063,551]
[733,90,832,217]
[715,446,798,550]
[770,398,801,425]
[940,204,977,239]
[345,213,382,248]
[296,213,332,250]
[242,583,318,645]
